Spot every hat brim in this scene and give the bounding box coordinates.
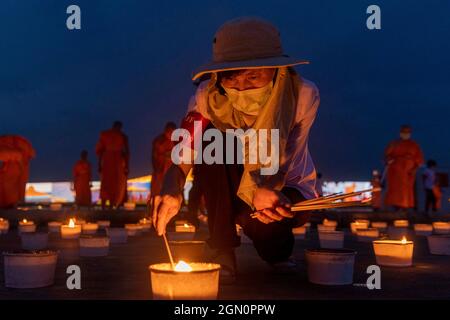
[192,56,309,80]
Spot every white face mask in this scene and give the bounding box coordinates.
[223,81,273,116]
[400,132,411,140]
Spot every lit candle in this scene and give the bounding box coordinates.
[79,236,110,257]
[175,220,189,226]
[355,219,370,225]
[350,221,369,234]
[124,202,136,211]
[18,219,36,234]
[292,226,307,239]
[175,223,196,233]
[432,222,450,235]
[47,221,62,233]
[139,218,152,232]
[125,223,143,236]
[373,236,414,267]
[317,224,336,232]
[393,220,409,228]
[61,218,82,239]
[82,223,99,235]
[414,224,433,236]
[356,228,380,242]
[0,218,10,234]
[371,221,387,231]
[149,261,221,299]
[323,219,338,228]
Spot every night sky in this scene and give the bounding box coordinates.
[1,0,449,182]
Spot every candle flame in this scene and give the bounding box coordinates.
[23,219,27,223]
[184,223,189,228]
[174,260,193,272]
[401,236,407,244]
[69,219,75,228]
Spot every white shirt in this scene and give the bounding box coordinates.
[186,77,320,200]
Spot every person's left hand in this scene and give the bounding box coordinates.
[252,187,294,224]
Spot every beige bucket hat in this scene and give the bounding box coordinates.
[192,16,309,80]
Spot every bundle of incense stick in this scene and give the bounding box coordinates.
[251,188,378,218]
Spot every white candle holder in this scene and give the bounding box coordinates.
[350,221,369,234]
[317,224,336,232]
[427,235,450,255]
[106,227,128,244]
[18,220,36,234]
[139,218,152,232]
[414,224,433,236]
[355,219,370,225]
[82,223,99,235]
[356,228,380,242]
[125,224,143,236]
[393,220,409,228]
[322,219,338,228]
[292,226,307,240]
[124,202,136,211]
[432,222,450,235]
[79,236,110,257]
[21,232,49,251]
[3,250,58,288]
[371,221,388,231]
[0,218,10,234]
[61,221,82,239]
[47,221,62,233]
[149,262,221,299]
[373,239,414,267]
[305,248,356,285]
[318,231,344,249]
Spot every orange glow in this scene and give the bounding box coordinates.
[174,260,193,272]
[23,219,27,223]
[401,236,407,244]
[68,219,75,228]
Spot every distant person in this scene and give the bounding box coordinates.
[0,144,23,208]
[384,125,424,211]
[423,159,437,213]
[150,122,176,197]
[0,135,35,202]
[96,121,130,209]
[370,170,382,211]
[73,150,92,207]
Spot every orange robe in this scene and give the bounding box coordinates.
[0,135,35,202]
[151,134,174,197]
[96,129,129,206]
[0,146,23,208]
[384,139,424,208]
[73,159,92,206]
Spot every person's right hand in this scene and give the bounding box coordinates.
[152,193,183,236]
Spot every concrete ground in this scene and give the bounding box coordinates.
[0,207,449,300]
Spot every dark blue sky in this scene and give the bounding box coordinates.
[1,0,449,182]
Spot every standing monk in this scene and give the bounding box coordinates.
[384,125,424,210]
[0,135,35,202]
[96,121,130,209]
[151,122,176,197]
[73,150,92,207]
[0,145,23,208]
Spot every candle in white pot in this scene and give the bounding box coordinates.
[82,223,99,235]
[18,219,36,234]
[414,224,433,236]
[97,220,111,229]
[373,237,413,267]
[350,221,369,234]
[61,219,82,239]
[432,222,450,235]
[79,236,110,257]
[393,220,409,228]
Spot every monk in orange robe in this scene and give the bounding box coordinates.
[384,125,424,210]
[73,150,92,207]
[0,135,35,202]
[151,122,176,197]
[0,145,23,208]
[96,121,130,209]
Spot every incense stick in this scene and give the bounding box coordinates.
[162,233,175,270]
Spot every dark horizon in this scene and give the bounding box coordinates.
[1,0,449,182]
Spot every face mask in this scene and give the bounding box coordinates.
[223,81,273,116]
[400,132,411,140]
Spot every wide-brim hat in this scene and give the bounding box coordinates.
[192,17,309,80]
